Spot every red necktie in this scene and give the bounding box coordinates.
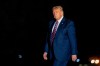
[50,21,58,44]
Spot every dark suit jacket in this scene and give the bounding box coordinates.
[44,17,78,61]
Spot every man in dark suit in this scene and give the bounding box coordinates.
[43,6,78,66]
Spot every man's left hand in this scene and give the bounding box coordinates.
[72,55,77,62]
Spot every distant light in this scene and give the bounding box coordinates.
[84,64,88,66]
[18,54,22,58]
[95,59,99,64]
[79,64,82,66]
[91,59,95,64]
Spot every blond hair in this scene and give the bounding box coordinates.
[52,6,63,11]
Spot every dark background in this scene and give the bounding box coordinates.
[0,0,100,66]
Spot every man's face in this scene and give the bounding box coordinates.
[53,8,63,20]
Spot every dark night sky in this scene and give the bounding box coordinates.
[0,0,100,65]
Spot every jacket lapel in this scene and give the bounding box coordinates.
[54,17,66,38]
[49,21,55,33]
[49,17,66,40]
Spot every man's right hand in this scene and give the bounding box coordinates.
[43,52,48,60]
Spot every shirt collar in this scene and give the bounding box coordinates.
[57,16,64,23]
